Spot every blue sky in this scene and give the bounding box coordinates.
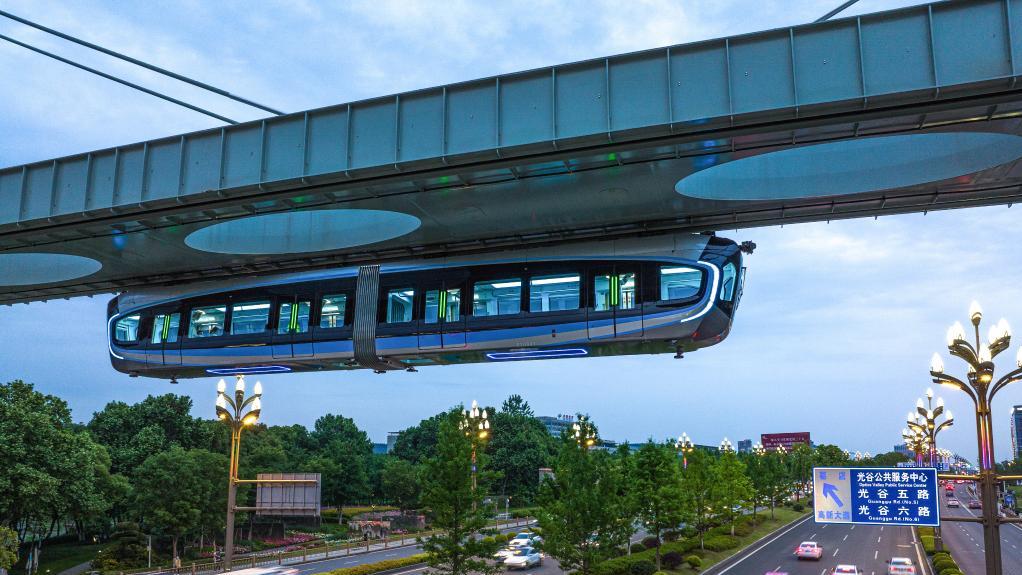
[2,0,1020,462]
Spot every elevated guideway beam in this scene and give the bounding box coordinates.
[4,0,1022,304]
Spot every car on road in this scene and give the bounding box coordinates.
[969,499,982,509]
[947,498,960,508]
[509,532,542,548]
[832,566,862,575]
[503,547,542,570]
[795,541,823,560]
[887,557,916,574]
[494,547,517,563]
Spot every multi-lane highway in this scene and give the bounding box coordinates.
[940,481,1022,575]
[710,515,927,575]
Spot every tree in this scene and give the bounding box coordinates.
[305,441,370,520]
[91,522,148,572]
[680,449,715,549]
[788,444,814,500]
[0,380,115,544]
[538,433,630,575]
[712,452,753,535]
[381,457,421,509]
[632,442,685,570]
[418,410,501,575]
[133,447,227,560]
[0,527,17,572]
[393,412,445,464]
[758,452,789,519]
[487,396,557,504]
[88,394,212,476]
[813,444,849,467]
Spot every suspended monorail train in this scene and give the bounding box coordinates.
[108,233,746,379]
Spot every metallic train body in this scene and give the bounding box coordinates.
[107,233,743,380]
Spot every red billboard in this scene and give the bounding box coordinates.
[761,432,811,451]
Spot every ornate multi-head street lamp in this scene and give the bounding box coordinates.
[929,301,1022,575]
[460,400,490,496]
[675,432,695,468]
[719,437,735,454]
[753,443,766,457]
[901,426,930,466]
[572,415,598,450]
[215,376,262,571]
[906,388,954,467]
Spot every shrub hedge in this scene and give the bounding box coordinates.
[323,553,427,575]
[660,551,683,570]
[684,554,702,570]
[628,559,656,575]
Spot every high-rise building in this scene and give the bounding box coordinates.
[737,439,753,453]
[537,414,576,437]
[387,431,401,453]
[1011,406,1022,461]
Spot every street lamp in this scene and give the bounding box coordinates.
[907,389,954,467]
[572,414,598,450]
[719,437,734,454]
[902,426,929,466]
[460,400,490,497]
[753,443,766,457]
[930,301,1022,575]
[675,432,695,468]
[215,376,262,571]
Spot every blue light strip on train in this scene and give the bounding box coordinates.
[206,365,293,375]
[485,349,589,361]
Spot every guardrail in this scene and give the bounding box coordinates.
[117,518,533,575]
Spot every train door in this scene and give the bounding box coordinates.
[149,311,182,365]
[272,296,313,358]
[587,267,641,339]
[419,282,467,350]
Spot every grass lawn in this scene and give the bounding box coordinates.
[666,508,808,573]
[11,541,111,575]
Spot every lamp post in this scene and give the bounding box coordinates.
[460,400,490,498]
[902,426,930,466]
[675,432,695,468]
[719,437,734,454]
[907,388,954,467]
[215,375,262,571]
[753,443,766,457]
[572,415,598,450]
[930,301,1022,575]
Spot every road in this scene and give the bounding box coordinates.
[939,481,1022,575]
[709,515,927,575]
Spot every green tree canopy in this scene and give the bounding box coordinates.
[487,396,557,504]
[538,431,631,575]
[381,457,422,509]
[419,410,500,575]
[712,452,754,535]
[632,442,686,570]
[393,412,446,464]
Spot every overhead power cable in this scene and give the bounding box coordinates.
[0,9,284,116]
[0,32,238,124]
[815,0,862,22]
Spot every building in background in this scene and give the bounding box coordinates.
[761,432,811,452]
[737,439,752,453]
[1011,406,1022,461]
[894,443,914,459]
[537,414,576,437]
[386,431,400,454]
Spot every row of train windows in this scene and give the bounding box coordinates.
[113,265,702,343]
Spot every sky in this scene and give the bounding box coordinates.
[2,0,1020,462]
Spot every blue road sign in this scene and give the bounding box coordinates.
[813,467,939,527]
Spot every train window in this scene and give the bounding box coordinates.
[189,305,226,337]
[230,301,271,335]
[277,301,311,334]
[594,272,637,311]
[151,313,180,344]
[721,263,737,302]
[659,266,702,301]
[386,288,415,323]
[114,314,141,342]
[320,294,347,328]
[473,279,521,317]
[424,289,462,324]
[529,274,580,312]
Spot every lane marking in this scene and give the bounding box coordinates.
[810,532,817,539]
[833,547,839,557]
[843,534,848,541]
[714,515,813,575]
[874,550,878,559]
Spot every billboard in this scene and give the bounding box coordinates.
[255,473,321,517]
[761,432,810,451]
[813,467,939,526]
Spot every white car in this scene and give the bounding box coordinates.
[832,566,862,575]
[503,547,542,570]
[509,532,542,547]
[795,541,823,560]
[887,557,916,575]
[494,547,517,563]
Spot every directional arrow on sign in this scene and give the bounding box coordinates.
[822,483,844,507]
